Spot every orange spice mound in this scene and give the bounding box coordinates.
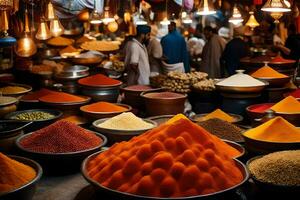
[251,66,288,79]
[78,74,122,87]
[81,102,128,113]
[86,115,243,198]
[0,153,36,193]
[200,109,235,123]
[39,92,86,103]
[21,88,57,101]
[270,96,300,113]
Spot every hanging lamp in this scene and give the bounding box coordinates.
[135,0,147,25]
[261,0,291,13]
[36,19,51,40]
[90,0,102,24]
[160,0,170,25]
[46,1,55,20]
[101,0,115,25]
[229,5,244,25]
[181,11,193,24]
[50,18,64,37]
[246,12,260,29]
[196,0,216,15]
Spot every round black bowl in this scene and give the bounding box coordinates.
[15,131,107,175]
[81,151,249,200]
[246,156,300,194]
[0,155,43,200]
[5,109,63,133]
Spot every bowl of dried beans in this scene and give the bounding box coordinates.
[15,120,107,175]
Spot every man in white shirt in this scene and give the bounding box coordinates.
[124,25,151,85]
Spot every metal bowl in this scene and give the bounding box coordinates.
[147,115,175,126]
[5,109,63,132]
[256,77,291,87]
[92,118,157,144]
[70,54,104,65]
[80,103,132,122]
[191,113,243,124]
[215,83,268,94]
[81,151,249,200]
[79,85,121,103]
[0,155,42,200]
[0,96,18,118]
[54,65,89,80]
[246,103,274,125]
[15,131,107,175]
[141,91,187,117]
[242,134,300,155]
[246,156,300,194]
[0,83,32,98]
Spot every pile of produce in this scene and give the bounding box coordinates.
[193,79,216,91]
[86,115,243,198]
[251,66,288,79]
[0,153,36,193]
[10,111,55,121]
[78,74,121,87]
[248,150,300,186]
[150,71,211,93]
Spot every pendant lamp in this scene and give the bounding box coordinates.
[90,0,102,24]
[46,2,55,20]
[36,19,51,40]
[229,5,243,25]
[160,0,170,25]
[101,5,115,25]
[196,0,216,15]
[270,12,283,23]
[261,0,291,13]
[246,12,260,29]
[50,18,64,37]
[135,1,147,25]
[181,12,193,24]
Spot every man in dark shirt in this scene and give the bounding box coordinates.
[276,24,300,61]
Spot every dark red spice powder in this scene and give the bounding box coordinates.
[287,89,300,99]
[250,104,273,113]
[124,85,153,91]
[144,92,185,99]
[19,120,102,153]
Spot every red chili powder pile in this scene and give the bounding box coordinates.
[287,89,300,99]
[250,104,273,113]
[39,92,87,103]
[86,115,243,198]
[144,92,185,99]
[271,55,294,63]
[124,85,154,91]
[19,120,102,153]
[78,74,121,87]
[81,102,128,113]
[21,88,57,101]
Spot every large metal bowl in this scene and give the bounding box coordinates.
[246,156,300,194]
[256,76,291,87]
[141,91,187,116]
[80,103,132,122]
[246,103,274,126]
[223,139,245,159]
[70,54,104,65]
[16,131,107,175]
[0,96,18,118]
[242,134,300,155]
[79,84,121,103]
[0,83,32,98]
[0,155,43,200]
[81,151,249,200]
[54,65,89,80]
[215,82,268,94]
[191,113,243,124]
[92,118,157,144]
[5,109,63,132]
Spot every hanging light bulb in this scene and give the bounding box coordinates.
[50,18,64,37]
[196,0,216,15]
[229,5,244,25]
[90,10,102,24]
[101,6,115,24]
[261,0,291,13]
[270,12,283,23]
[160,17,170,26]
[36,19,51,40]
[182,14,193,24]
[246,11,260,29]
[46,2,55,20]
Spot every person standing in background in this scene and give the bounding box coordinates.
[147,25,163,74]
[200,26,227,78]
[124,25,151,85]
[161,21,190,73]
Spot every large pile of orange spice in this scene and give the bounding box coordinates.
[39,91,87,103]
[81,102,128,113]
[86,115,243,198]
[251,66,288,79]
[78,74,122,87]
[0,153,36,193]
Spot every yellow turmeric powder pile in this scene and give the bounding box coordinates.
[198,109,235,123]
[86,114,243,198]
[243,116,300,142]
[270,96,300,113]
[0,153,36,193]
[251,66,288,79]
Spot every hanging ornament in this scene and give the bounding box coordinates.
[261,0,291,13]
[50,18,64,37]
[246,11,260,29]
[196,0,216,15]
[36,19,51,40]
[229,5,244,26]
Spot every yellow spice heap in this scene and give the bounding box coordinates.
[270,96,300,113]
[243,116,300,142]
[200,109,235,123]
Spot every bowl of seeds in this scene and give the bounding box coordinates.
[5,109,63,133]
[246,150,300,194]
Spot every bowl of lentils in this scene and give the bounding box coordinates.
[5,109,63,133]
